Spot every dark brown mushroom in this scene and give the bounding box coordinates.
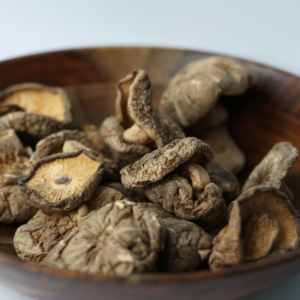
[121,137,214,189]
[209,186,300,271]
[45,200,166,276]
[242,142,298,200]
[20,150,105,212]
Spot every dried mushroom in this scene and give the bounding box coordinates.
[206,162,240,202]
[82,124,107,153]
[242,142,298,199]
[121,137,214,189]
[0,83,73,140]
[46,200,165,276]
[30,129,99,163]
[0,129,26,155]
[62,140,120,182]
[116,70,185,148]
[100,115,152,161]
[13,186,129,264]
[20,150,105,212]
[160,56,254,128]
[197,125,246,174]
[0,185,37,224]
[209,186,300,271]
[136,202,213,272]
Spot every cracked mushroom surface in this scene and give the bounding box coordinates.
[19,150,105,212]
[45,200,166,276]
[13,186,131,264]
[160,56,255,128]
[209,186,300,271]
[242,142,298,199]
[116,70,185,148]
[121,137,214,189]
[0,185,37,224]
[0,83,73,140]
[136,202,213,272]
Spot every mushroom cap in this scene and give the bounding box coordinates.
[0,185,37,224]
[0,82,72,122]
[198,125,246,174]
[121,137,214,189]
[209,185,300,270]
[45,200,166,276]
[242,142,299,193]
[160,56,255,128]
[206,161,240,201]
[30,129,99,163]
[20,150,105,212]
[100,115,152,161]
[115,70,185,148]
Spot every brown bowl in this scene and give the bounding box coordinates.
[0,47,300,300]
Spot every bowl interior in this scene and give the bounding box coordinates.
[0,46,300,280]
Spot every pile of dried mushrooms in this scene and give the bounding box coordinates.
[0,55,297,277]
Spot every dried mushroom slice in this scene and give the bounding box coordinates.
[20,150,105,212]
[0,185,37,224]
[198,125,246,174]
[209,186,300,271]
[143,171,226,227]
[135,202,213,272]
[116,70,185,149]
[0,152,30,186]
[242,142,298,199]
[206,162,240,201]
[100,115,152,161]
[13,186,130,264]
[46,200,165,276]
[160,56,255,127]
[121,137,214,189]
[30,130,98,163]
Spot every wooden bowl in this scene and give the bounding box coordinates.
[0,47,300,300]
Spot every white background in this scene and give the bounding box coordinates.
[1,0,300,299]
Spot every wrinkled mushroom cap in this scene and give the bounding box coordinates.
[20,150,105,212]
[209,186,300,270]
[242,142,299,194]
[121,137,214,189]
[45,200,166,276]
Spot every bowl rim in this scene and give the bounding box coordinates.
[2,45,300,283]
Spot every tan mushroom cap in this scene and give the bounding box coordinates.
[20,150,105,212]
[242,142,299,197]
[209,186,300,271]
[206,161,240,201]
[0,185,37,224]
[0,83,72,122]
[30,130,99,163]
[121,137,214,189]
[198,125,246,174]
[100,115,152,161]
[45,200,166,276]
[116,70,185,148]
[160,56,255,128]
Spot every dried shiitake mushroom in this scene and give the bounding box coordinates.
[197,125,246,174]
[19,150,105,212]
[121,137,214,189]
[82,124,107,153]
[209,186,300,271]
[137,202,213,272]
[0,129,26,155]
[0,83,73,141]
[0,185,37,224]
[45,200,165,276]
[116,70,185,148]
[242,142,298,199]
[160,56,255,128]
[206,161,240,202]
[13,186,130,264]
[30,130,99,163]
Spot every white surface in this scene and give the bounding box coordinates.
[1,0,300,299]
